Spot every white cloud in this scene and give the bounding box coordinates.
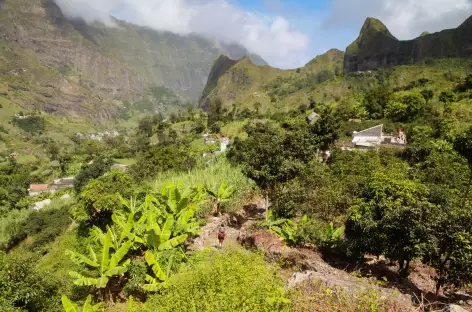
[325,0,472,39]
[52,0,310,68]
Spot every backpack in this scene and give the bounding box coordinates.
[217,227,226,239]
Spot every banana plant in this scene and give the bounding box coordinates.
[61,295,102,312]
[66,227,132,303]
[142,251,173,292]
[160,182,192,214]
[324,222,345,246]
[61,295,136,312]
[111,197,149,250]
[145,211,190,251]
[261,210,288,235]
[279,220,298,245]
[205,180,234,215]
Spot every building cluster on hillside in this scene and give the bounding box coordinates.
[28,177,74,196]
[340,124,407,151]
[75,130,120,142]
[202,134,231,157]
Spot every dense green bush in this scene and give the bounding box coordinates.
[144,249,289,312]
[131,143,196,180]
[72,170,134,226]
[0,251,61,312]
[73,156,114,193]
[12,115,45,133]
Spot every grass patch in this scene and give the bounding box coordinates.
[149,157,255,212]
[114,158,137,165]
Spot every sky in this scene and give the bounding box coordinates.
[53,0,472,69]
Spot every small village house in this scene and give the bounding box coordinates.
[111,164,130,172]
[220,137,231,152]
[350,124,407,150]
[28,184,54,196]
[306,112,320,124]
[51,177,75,190]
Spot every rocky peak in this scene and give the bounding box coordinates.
[359,17,396,40]
[199,55,238,104]
[344,14,472,73]
[459,15,472,28]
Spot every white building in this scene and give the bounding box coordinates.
[351,124,407,149]
[220,137,231,152]
[352,125,384,148]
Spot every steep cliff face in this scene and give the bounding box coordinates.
[0,0,266,120]
[344,16,472,72]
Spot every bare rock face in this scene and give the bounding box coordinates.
[0,0,267,120]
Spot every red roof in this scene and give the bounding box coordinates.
[29,184,51,192]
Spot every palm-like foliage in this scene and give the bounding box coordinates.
[61,295,102,312]
[261,210,288,235]
[66,227,132,302]
[206,180,234,215]
[64,182,210,302]
[142,250,175,292]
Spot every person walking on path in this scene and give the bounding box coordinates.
[217,224,227,248]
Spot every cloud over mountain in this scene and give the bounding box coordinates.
[325,0,472,39]
[52,0,310,68]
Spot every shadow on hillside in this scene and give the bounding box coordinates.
[320,251,471,310]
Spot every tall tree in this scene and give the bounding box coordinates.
[346,169,437,276]
[228,122,320,212]
[453,126,472,205]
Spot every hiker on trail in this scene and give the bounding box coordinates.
[217,224,227,248]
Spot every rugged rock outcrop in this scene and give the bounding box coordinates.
[344,16,472,73]
[442,305,469,312]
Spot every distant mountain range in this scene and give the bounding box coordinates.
[1,0,471,121]
[199,14,472,112]
[0,0,266,120]
[344,16,472,72]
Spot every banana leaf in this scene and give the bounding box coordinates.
[61,295,77,312]
[69,271,98,286]
[65,250,99,268]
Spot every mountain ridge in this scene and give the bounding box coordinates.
[0,0,267,120]
[344,14,472,72]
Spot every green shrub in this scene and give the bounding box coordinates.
[0,213,29,250]
[0,251,61,312]
[73,156,114,193]
[144,249,290,312]
[21,198,73,250]
[12,115,45,133]
[72,170,134,225]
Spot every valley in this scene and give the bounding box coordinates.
[1,2,472,312]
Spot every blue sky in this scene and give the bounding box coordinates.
[232,0,472,66]
[235,0,357,57]
[53,0,472,68]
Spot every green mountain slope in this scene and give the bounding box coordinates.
[0,0,266,120]
[344,15,472,72]
[199,49,345,111]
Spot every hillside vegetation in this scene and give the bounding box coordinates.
[1,9,472,312]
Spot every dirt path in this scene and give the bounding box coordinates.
[201,225,241,249]
[188,215,244,251]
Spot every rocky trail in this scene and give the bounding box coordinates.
[187,204,471,312]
